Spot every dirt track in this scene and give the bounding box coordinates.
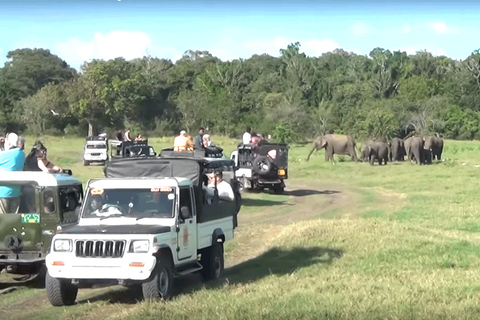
[0,179,389,320]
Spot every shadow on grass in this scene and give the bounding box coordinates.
[241,198,288,207]
[283,189,340,197]
[74,246,343,304]
[76,285,142,305]
[224,246,343,283]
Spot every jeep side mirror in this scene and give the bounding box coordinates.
[180,206,191,220]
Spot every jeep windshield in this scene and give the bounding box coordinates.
[86,144,107,149]
[82,187,175,219]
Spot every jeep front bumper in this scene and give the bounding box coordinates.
[46,253,156,281]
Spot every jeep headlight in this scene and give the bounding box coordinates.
[53,239,72,252]
[130,240,150,253]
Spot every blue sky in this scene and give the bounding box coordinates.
[1,0,479,70]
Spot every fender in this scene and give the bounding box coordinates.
[212,228,225,245]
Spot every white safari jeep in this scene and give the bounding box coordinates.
[46,156,241,306]
[83,136,108,166]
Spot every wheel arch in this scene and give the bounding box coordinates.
[212,228,225,245]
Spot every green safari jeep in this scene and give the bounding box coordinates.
[0,171,82,280]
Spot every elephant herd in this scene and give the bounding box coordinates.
[307,134,444,165]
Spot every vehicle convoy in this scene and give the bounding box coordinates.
[46,155,241,306]
[230,142,289,194]
[0,172,83,281]
[83,136,108,166]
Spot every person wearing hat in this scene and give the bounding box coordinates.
[174,130,193,152]
[0,132,26,213]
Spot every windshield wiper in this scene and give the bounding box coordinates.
[136,213,155,221]
[100,213,123,220]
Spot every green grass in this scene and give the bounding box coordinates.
[5,137,480,319]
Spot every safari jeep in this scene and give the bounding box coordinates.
[230,142,289,194]
[83,135,108,166]
[109,140,156,159]
[0,172,83,281]
[46,156,240,306]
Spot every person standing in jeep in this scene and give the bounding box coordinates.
[242,127,252,144]
[194,127,205,150]
[0,132,26,213]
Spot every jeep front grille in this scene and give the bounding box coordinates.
[90,153,101,156]
[75,240,125,258]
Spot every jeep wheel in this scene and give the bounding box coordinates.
[142,255,174,301]
[252,156,272,175]
[201,242,224,280]
[46,272,78,306]
[83,159,89,166]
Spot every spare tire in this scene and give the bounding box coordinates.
[252,156,272,175]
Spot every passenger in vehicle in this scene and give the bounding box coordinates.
[202,134,215,147]
[124,130,132,142]
[174,130,193,152]
[194,127,205,150]
[90,195,121,216]
[116,130,124,141]
[0,133,26,214]
[208,171,235,201]
[242,127,252,145]
[24,141,63,173]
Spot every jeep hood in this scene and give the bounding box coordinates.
[60,224,171,235]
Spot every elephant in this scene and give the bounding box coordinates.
[389,138,405,162]
[424,134,444,161]
[367,141,389,165]
[307,134,357,162]
[404,136,425,165]
[360,144,370,162]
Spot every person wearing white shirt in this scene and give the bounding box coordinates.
[242,127,252,145]
[207,171,235,201]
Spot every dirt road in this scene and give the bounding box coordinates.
[0,179,377,320]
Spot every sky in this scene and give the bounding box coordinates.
[0,0,479,70]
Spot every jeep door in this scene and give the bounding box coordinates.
[177,186,197,260]
[0,181,41,253]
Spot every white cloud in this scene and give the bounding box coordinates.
[56,31,152,69]
[352,23,369,36]
[401,23,411,34]
[429,22,459,34]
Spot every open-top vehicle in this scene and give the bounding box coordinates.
[46,155,241,305]
[109,140,156,160]
[0,172,83,282]
[230,142,289,194]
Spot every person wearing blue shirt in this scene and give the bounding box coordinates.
[0,133,26,214]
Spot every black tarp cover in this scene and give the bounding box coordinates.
[104,157,201,185]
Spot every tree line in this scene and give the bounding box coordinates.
[1,43,480,141]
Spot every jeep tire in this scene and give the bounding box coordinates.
[142,255,174,301]
[46,272,78,306]
[201,242,224,280]
[83,159,90,166]
[252,156,272,175]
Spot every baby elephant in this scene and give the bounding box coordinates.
[367,141,389,165]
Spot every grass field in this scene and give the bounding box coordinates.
[2,136,480,319]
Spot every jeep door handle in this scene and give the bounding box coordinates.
[42,230,54,235]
